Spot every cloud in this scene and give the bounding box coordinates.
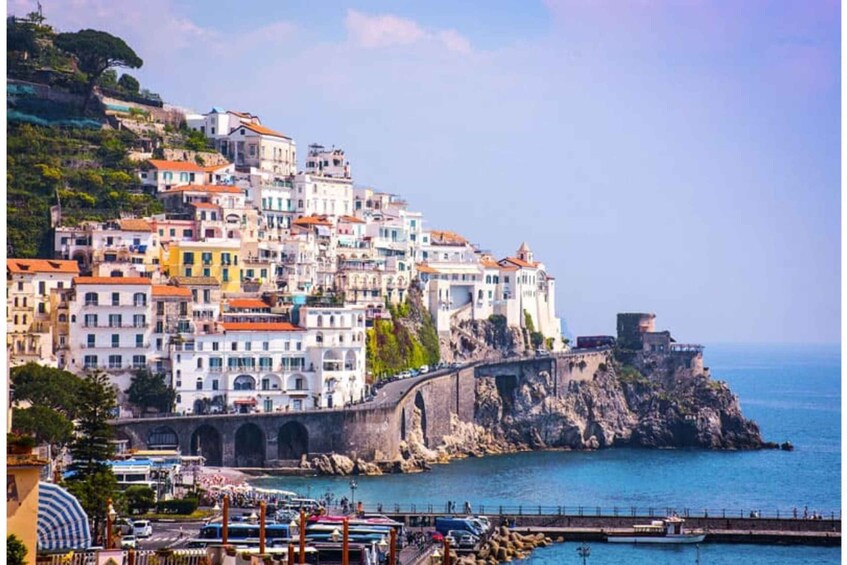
[345,9,471,53]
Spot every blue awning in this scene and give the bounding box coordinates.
[37,482,92,551]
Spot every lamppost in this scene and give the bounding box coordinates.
[577,542,591,565]
[106,498,117,549]
[349,479,358,514]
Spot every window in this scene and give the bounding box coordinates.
[170,229,176,237]
[133,292,147,307]
[133,355,146,368]
[222,269,229,282]
[212,380,219,391]
[212,342,219,351]
[295,377,304,390]
[108,355,122,369]
[155,321,164,333]
[210,358,222,372]
[185,267,193,277]
[196,378,203,390]
[259,357,272,370]
[87,334,96,348]
[262,378,270,391]
[245,342,252,352]
[38,281,46,294]
[136,334,144,348]
[202,252,212,265]
[84,292,98,306]
[184,229,193,238]
[203,268,211,277]
[112,334,120,348]
[84,355,98,369]
[134,314,146,328]
[109,314,122,328]
[262,341,269,351]
[203,289,211,303]
[112,292,120,306]
[84,314,98,327]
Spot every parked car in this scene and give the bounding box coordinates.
[133,520,152,538]
[120,535,137,549]
[458,533,479,548]
[419,365,430,374]
[443,534,457,546]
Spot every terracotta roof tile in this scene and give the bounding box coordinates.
[293,215,332,226]
[339,215,365,224]
[74,276,152,285]
[8,259,79,275]
[147,160,205,172]
[191,202,220,209]
[152,285,192,297]
[172,276,220,285]
[500,257,537,269]
[231,122,290,139]
[221,322,303,332]
[227,298,270,309]
[415,263,440,274]
[429,230,467,245]
[119,219,153,232]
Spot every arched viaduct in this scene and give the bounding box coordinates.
[112,350,609,468]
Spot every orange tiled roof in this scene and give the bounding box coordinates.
[203,162,232,172]
[227,298,270,309]
[232,122,289,139]
[480,259,500,269]
[147,159,205,172]
[119,219,153,232]
[165,185,244,194]
[293,215,332,226]
[429,230,467,245]
[191,202,220,209]
[8,259,79,275]
[222,322,303,332]
[500,257,537,269]
[74,276,152,285]
[415,263,440,274]
[152,285,192,297]
[339,215,365,224]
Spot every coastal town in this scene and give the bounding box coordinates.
[5,8,840,565]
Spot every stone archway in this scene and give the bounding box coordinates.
[277,422,309,461]
[147,425,179,449]
[414,391,428,447]
[234,423,265,467]
[190,425,222,466]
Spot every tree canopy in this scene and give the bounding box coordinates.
[126,368,175,414]
[54,29,142,111]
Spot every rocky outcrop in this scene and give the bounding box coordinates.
[453,526,554,565]
[473,356,765,451]
[441,317,527,363]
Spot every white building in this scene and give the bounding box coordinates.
[304,144,350,179]
[67,277,155,391]
[139,160,206,193]
[170,304,365,414]
[293,173,353,218]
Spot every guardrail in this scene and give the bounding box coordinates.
[359,503,840,521]
[38,549,207,565]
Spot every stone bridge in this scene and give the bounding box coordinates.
[112,349,610,468]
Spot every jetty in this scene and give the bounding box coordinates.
[373,504,841,547]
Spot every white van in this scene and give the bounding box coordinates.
[133,520,152,538]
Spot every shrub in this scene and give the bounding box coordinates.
[7,534,27,565]
[155,496,198,515]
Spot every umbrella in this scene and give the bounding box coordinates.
[37,482,92,551]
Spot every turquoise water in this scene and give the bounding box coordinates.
[515,542,839,564]
[252,344,841,562]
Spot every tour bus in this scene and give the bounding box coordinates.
[188,523,291,548]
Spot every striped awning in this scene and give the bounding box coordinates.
[37,482,92,551]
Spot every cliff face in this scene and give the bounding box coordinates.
[440,317,528,363]
[472,355,764,451]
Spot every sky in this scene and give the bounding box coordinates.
[8,0,841,344]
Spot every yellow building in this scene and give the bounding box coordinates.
[7,450,48,562]
[164,240,242,293]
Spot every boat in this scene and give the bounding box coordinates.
[606,516,706,544]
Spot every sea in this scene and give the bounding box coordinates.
[251,343,842,563]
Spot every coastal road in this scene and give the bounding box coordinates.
[371,367,459,407]
[139,520,206,550]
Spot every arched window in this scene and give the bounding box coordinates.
[329,315,335,327]
[316,332,324,344]
[84,292,98,306]
[58,314,67,323]
[234,375,256,390]
[196,378,203,390]
[317,315,323,327]
[133,292,147,307]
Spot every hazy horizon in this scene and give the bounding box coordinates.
[9,0,840,344]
